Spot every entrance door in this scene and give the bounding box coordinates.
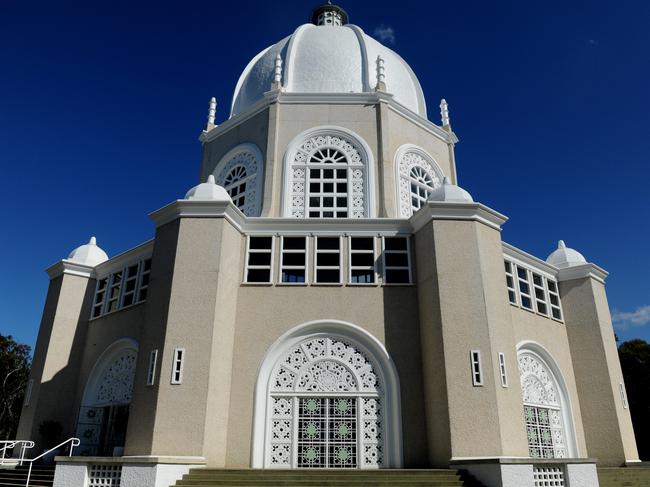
[297,397,357,468]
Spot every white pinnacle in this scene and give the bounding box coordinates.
[440,99,450,128]
[206,97,217,130]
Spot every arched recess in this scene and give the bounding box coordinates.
[517,341,579,459]
[213,143,264,217]
[281,126,376,218]
[252,320,402,469]
[76,338,138,456]
[394,144,444,218]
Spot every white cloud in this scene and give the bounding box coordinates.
[374,25,396,45]
[612,305,650,330]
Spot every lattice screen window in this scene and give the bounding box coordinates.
[533,466,565,487]
[288,134,367,218]
[88,464,122,486]
[215,147,262,216]
[397,150,442,217]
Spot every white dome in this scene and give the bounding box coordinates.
[546,240,587,268]
[67,236,108,267]
[231,23,427,118]
[184,175,232,202]
[428,177,474,203]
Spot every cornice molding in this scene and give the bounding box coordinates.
[46,260,95,280]
[557,263,609,284]
[410,201,508,232]
[94,240,154,277]
[199,92,457,145]
[503,242,558,277]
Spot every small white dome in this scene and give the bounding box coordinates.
[184,175,232,202]
[428,177,474,203]
[231,23,427,118]
[546,240,587,268]
[67,236,109,267]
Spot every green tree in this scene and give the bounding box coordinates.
[618,339,650,460]
[0,334,31,440]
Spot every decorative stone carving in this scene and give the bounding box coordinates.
[216,148,262,216]
[397,151,442,217]
[95,350,137,405]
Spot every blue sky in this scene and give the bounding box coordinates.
[1,0,649,350]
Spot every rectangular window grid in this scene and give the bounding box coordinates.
[533,466,565,487]
[349,237,376,284]
[546,280,563,321]
[504,261,517,304]
[136,258,151,303]
[92,278,108,318]
[470,350,483,386]
[88,464,122,487]
[245,236,274,283]
[297,397,357,468]
[120,263,140,308]
[382,237,411,284]
[91,258,151,319]
[532,272,549,316]
[105,271,123,313]
[516,265,533,310]
[524,405,567,459]
[147,350,158,386]
[498,352,508,387]
[171,348,185,385]
[314,237,341,284]
[280,236,308,284]
[308,167,349,218]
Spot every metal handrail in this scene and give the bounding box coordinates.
[0,440,35,466]
[22,437,80,487]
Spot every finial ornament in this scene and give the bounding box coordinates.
[206,97,217,131]
[440,98,450,129]
[375,55,386,91]
[272,54,283,90]
[89,236,97,245]
[207,174,216,184]
[558,240,566,249]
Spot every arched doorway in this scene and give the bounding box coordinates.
[75,339,138,456]
[252,321,402,469]
[517,343,578,459]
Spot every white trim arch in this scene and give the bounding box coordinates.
[213,143,264,217]
[281,126,376,218]
[394,144,444,218]
[517,341,579,458]
[252,320,402,469]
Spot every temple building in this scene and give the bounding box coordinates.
[15,4,640,487]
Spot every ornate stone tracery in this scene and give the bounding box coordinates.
[214,144,263,216]
[396,149,442,217]
[95,349,137,406]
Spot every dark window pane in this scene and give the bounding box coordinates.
[336,197,347,207]
[317,253,339,267]
[521,296,532,309]
[506,276,514,287]
[519,282,530,295]
[537,302,548,314]
[535,288,545,300]
[123,294,134,307]
[247,269,270,282]
[337,183,347,192]
[310,169,320,178]
[352,253,374,267]
[323,197,334,207]
[351,269,375,283]
[336,169,346,178]
[324,183,334,192]
[384,237,408,251]
[125,280,136,293]
[552,308,562,320]
[533,274,543,286]
[140,274,150,287]
[317,238,340,250]
[324,169,334,178]
[385,253,408,267]
[517,267,527,279]
[283,237,306,250]
[508,291,517,303]
[549,295,559,306]
[323,211,334,218]
[127,265,139,277]
[504,261,511,272]
[283,253,305,266]
[282,270,305,283]
[309,197,320,207]
[143,260,152,271]
[310,183,320,192]
[385,269,410,283]
[138,288,148,301]
[309,211,319,217]
[249,237,272,250]
[317,269,340,283]
[248,253,271,266]
[547,281,558,292]
[351,237,374,250]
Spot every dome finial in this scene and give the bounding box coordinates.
[89,236,97,245]
[310,3,348,26]
[206,97,217,131]
[558,240,566,249]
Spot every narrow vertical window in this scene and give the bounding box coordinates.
[245,236,274,283]
[106,271,123,313]
[92,277,108,318]
[470,350,483,386]
[382,237,411,284]
[147,350,158,386]
[171,348,185,385]
[498,353,508,387]
[516,265,533,310]
[136,258,152,303]
[504,261,517,305]
[314,237,341,283]
[24,379,34,407]
[619,383,628,409]
[547,280,563,321]
[532,272,549,316]
[280,236,307,284]
[349,237,376,284]
[121,263,140,307]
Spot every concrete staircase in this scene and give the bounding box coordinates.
[172,469,485,487]
[0,465,55,487]
[598,465,650,487]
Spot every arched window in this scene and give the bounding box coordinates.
[253,321,402,470]
[518,349,572,459]
[395,145,443,217]
[214,143,264,216]
[283,128,374,218]
[76,339,138,456]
